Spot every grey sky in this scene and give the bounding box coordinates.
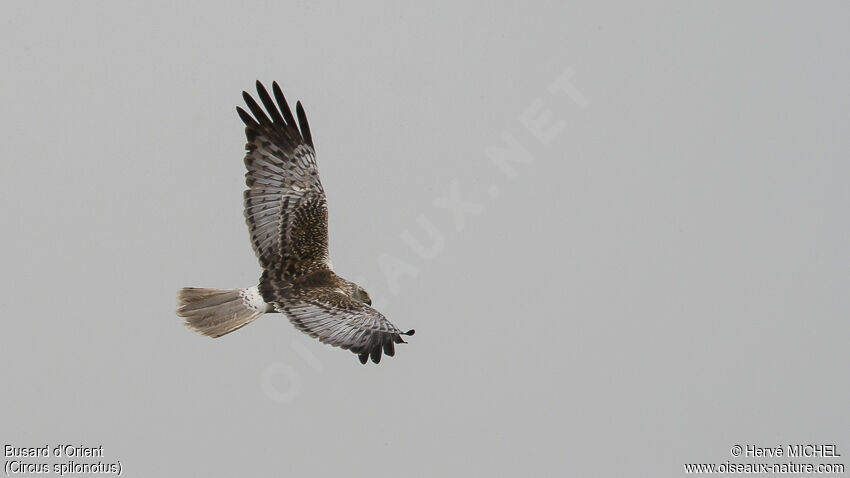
[1,2,848,476]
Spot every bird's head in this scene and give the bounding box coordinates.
[342,279,372,306]
[354,285,372,306]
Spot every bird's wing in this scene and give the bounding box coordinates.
[238,81,329,274]
[280,288,415,364]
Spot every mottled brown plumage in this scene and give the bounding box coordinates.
[178,81,413,365]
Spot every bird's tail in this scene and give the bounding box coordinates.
[176,287,269,338]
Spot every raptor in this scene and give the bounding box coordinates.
[177,81,414,364]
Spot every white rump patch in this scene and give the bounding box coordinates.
[240,286,268,312]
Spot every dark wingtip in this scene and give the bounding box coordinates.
[358,353,368,364]
[295,101,313,147]
[405,329,415,336]
[236,106,256,126]
[272,82,297,126]
[370,346,382,364]
[255,81,284,124]
[242,90,271,125]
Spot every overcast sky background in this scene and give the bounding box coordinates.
[1,1,848,476]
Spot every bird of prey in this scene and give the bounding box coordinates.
[177,81,414,364]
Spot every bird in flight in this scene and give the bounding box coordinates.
[177,81,414,364]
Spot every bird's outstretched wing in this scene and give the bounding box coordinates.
[282,288,415,364]
[237,81,329,275]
